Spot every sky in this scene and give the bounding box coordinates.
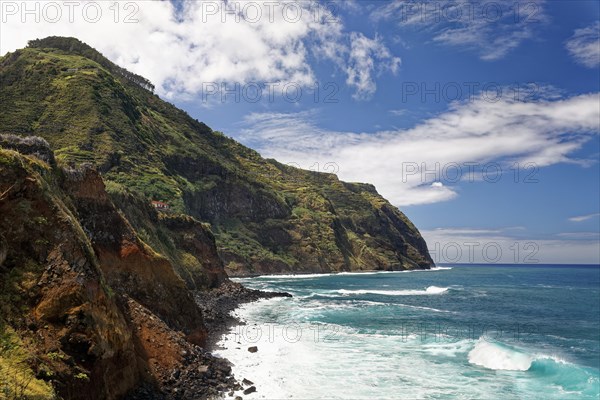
[1,0,599,264]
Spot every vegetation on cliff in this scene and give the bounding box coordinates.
[0,147,241,399]
[0,37,433,277]
[0,36,434,399]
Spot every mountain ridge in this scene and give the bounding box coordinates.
[0,37,433,275]
[0,36,434,399]
[0,36,434,278]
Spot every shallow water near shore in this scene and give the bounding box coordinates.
[215,265,600,399]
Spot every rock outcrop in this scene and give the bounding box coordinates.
[0,149,233,399]
[0,150,139,399]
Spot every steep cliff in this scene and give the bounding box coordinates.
[0,35,436,399]
[0,149,138,398]
[0,148,235,399]
[0,36,433,277]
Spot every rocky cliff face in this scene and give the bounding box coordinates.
[63,166,208,343]
[0,149,234,399]
[0,149,139,399]
[0,37,434,277]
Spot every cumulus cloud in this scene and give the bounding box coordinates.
[565,21,600,68]
[371,0,546,60]
[237,92,600,206]
[0,0,398,99]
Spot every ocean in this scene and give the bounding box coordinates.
[215,265,600,399]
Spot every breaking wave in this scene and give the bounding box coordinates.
[336,286,449,296]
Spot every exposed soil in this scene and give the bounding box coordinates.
[125,282,291,399]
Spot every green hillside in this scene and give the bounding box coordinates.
[0,37,434,277]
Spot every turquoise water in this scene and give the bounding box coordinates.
[216,265,600,399]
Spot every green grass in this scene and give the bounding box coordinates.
[0,326,56,400]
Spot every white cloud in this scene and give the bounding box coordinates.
[371,0,546,60]
[557,232,600,239]
[0,0,397,100]
[237,92,600,206]
[1,1,324,97]
[566,21,600,68]
[389,109,409,116]
[345,33,401,100]
[569,213,600,223]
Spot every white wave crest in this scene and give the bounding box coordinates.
[257,273,335,279]
[468,339,533,371]
[336,286,449,296]
[251,267,452,280]
[467,339,574,373]
[397,303,453,313]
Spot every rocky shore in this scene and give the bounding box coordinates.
[126,282,291,399]
[195,281,292,350]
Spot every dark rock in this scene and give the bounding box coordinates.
[248,346,258,353]
[0,234,7,268]
[242,378,254,386]
[243,386,257,395]
[0,134,56,166]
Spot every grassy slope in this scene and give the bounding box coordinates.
[1,325,56,400]
[0,37,433,275]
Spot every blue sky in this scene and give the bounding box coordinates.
[2,0,599,263]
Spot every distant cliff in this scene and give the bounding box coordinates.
[0,37,434,277]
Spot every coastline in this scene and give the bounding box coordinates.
[195,281,292,398]
[195,281,292,351]
[132,266,460,399]
[124,282,290,400]
[228,266,441,279]
[204,266,600,399]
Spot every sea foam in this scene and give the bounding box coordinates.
[468,339,533,371]
[467,338,578,374]
[250,267,453,280]
[336,286,449,296]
